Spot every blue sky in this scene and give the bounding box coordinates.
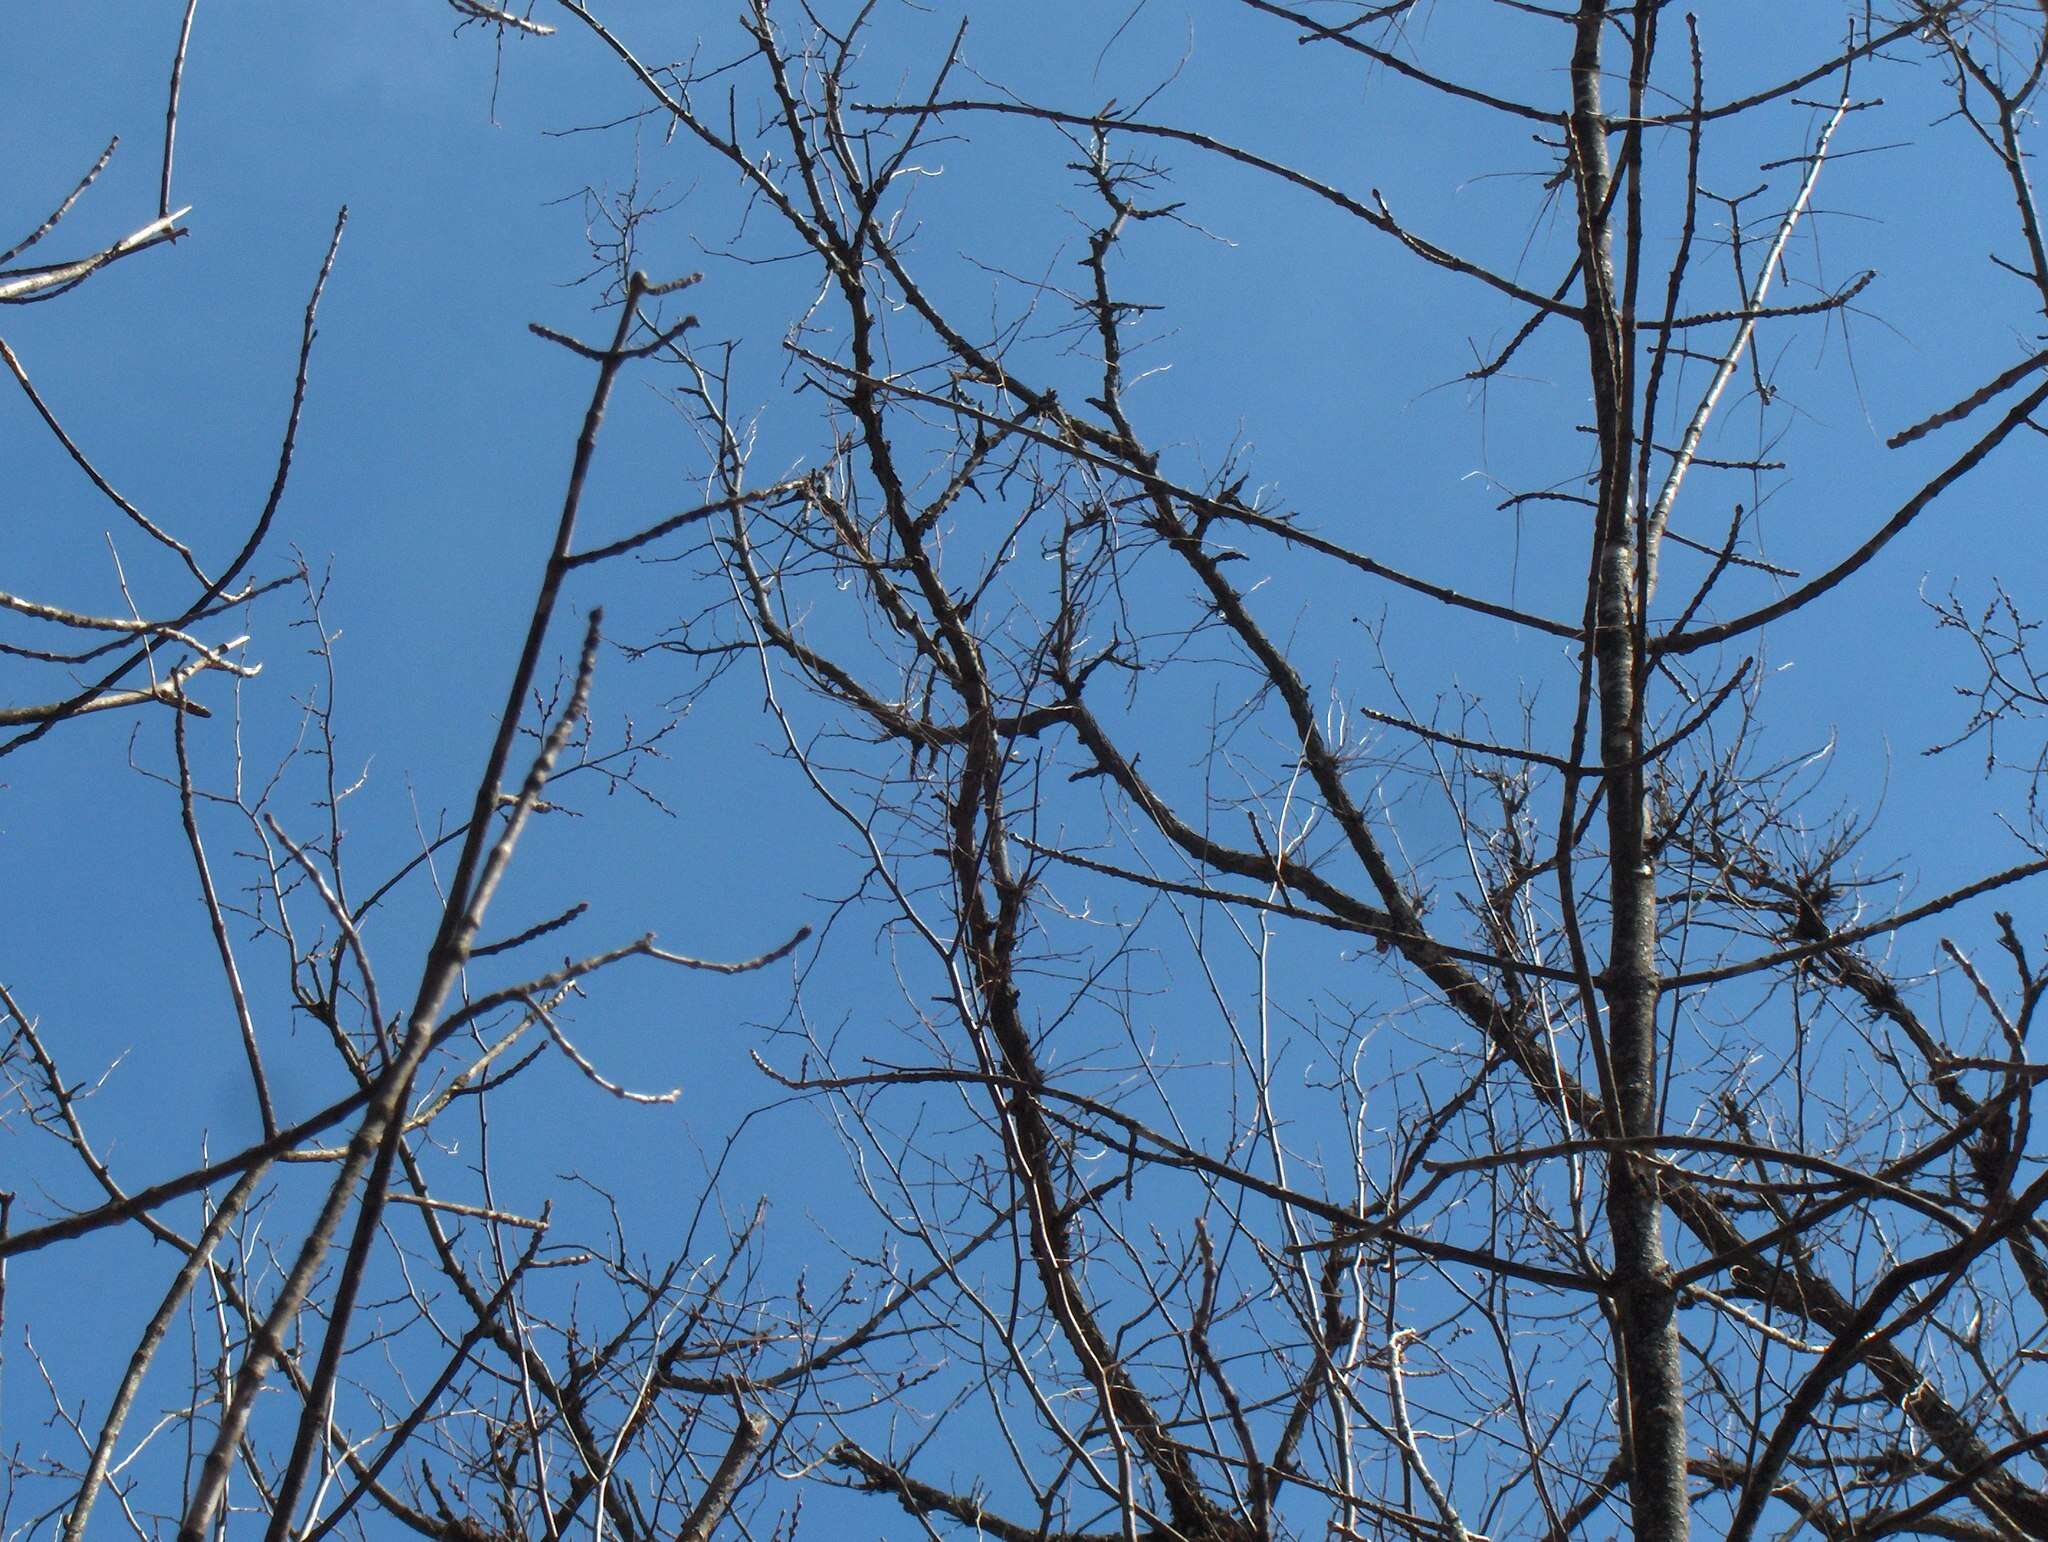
[9,2,2048,1536]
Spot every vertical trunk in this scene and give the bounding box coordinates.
[1569,8,1689,1541]
[1597,551,1689,1542]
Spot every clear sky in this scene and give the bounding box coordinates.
[8,2,2048,1536]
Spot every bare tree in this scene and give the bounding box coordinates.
[2,17,881,1542]
[506,2,2048,1540]
[17,2,2048,1540]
